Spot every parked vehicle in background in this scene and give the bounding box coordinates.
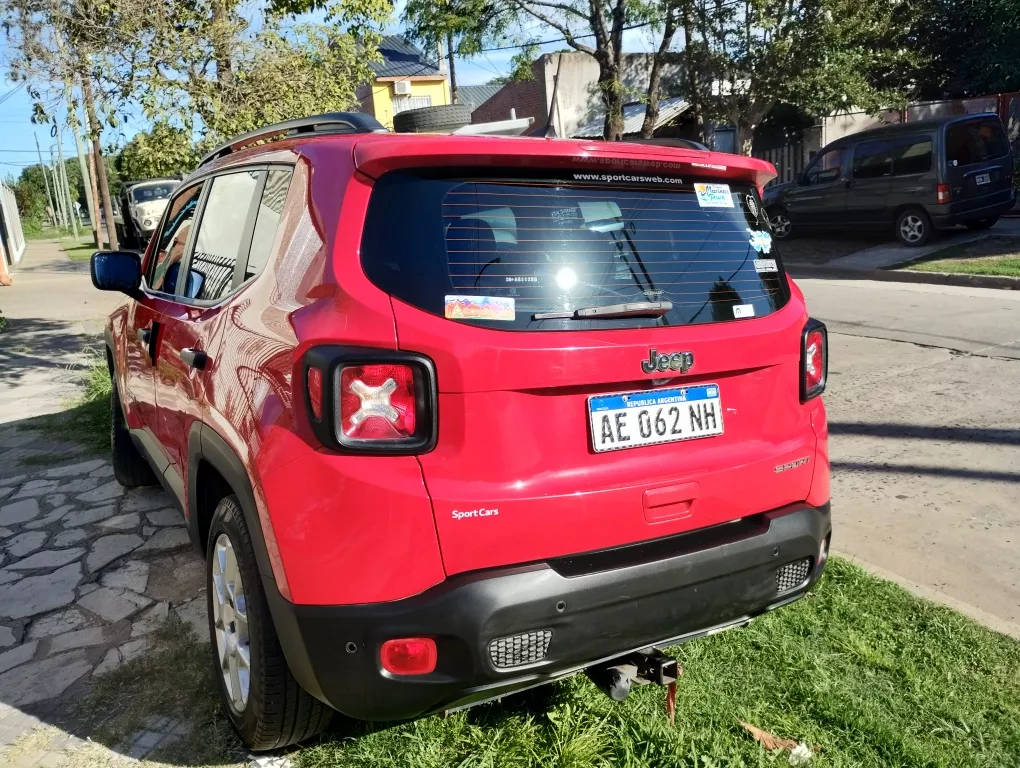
[764,113,1016,247]
[114,179,180,249]
[91,113,831,751]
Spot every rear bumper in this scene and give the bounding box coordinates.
[931,188,1016,226]
[267,502,831,721]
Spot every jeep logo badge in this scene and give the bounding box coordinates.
[642,349,694,374]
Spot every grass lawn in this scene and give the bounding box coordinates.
[27,346,111,453]
[903,236,1020,277]
[71,559,1020,768]
[62,242,97,262]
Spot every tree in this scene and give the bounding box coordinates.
[137,0,389,144]
[114,123,199,180]
[505,0,634,140]
[402,0,508,104]
[639,0,681,138]
[912,0,1020,99]
[681,0,921,154]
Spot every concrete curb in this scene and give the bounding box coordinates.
[788,264,1020,291]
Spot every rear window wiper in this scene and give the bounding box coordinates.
[533,301,673,321]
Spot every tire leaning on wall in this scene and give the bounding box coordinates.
[393,105,473,134]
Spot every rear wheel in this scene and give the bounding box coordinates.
[207,496,331,751]
[111,378,157,487]
[965,216,999,230]
[895,208,933,247]
[767,208,793,239]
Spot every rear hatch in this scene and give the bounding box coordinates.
[360,163,816,575]
[943,116,1014,212]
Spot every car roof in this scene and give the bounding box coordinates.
[194,132,778,189]
[827,112,1002,147]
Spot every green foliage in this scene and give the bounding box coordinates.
[11,161,87,223]
[115,123,199,180]
[402,0,506,63]
[912,0,1020,99]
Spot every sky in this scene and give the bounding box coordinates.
[0,7,658,183]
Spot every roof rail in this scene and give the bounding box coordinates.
[198,112,388,168]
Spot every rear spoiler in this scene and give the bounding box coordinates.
[353,135,778,190]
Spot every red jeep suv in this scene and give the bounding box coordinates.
[91,113,831,751]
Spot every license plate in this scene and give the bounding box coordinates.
[588,385,724,453]
[976,173,991,186]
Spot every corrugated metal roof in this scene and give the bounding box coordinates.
[570,97,691,138]
[458,84,503,111]
[371,36,442,78]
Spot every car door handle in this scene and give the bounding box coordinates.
[179,348,208,370]
[137,321,160,365]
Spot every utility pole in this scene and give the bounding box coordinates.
[34,133,58,229]
[50,148,68,229]
[87,148,104,248]
[53,124,80,240]
[67,91,98,246]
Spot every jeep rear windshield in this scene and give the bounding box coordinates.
[361,171,789,330]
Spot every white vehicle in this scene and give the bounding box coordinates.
[116,179,180,248]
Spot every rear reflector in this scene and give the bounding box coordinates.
[937,184,951,204]
[339,364,416,439]
[380,638,437,675]
[800,319,827,402]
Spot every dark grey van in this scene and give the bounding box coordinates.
[763,113,1016,246]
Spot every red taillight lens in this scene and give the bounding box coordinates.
[937,184,951,204]
[307,368,323,420]
[801,320,827,402]
[338,364,417,439]
[380,638,437,676]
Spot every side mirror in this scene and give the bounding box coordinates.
[90,251,142,298]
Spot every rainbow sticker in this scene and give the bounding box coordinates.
[445,295,516,321]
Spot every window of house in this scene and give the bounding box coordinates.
[245,169,293,280]
[892,137,933,176]
[185,171,260,302]
[852,140,893,179]
[392,95,432,114]
[148,184,203,294]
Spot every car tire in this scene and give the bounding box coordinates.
[393,105,473,134]
[767,207,793,239]
[895,208,933,247]
[111,377,157,488]
[965,216,999,230]
[206,495,332,751]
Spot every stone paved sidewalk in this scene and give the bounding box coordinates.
[0,448,210,765]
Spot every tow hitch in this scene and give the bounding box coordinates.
[586,647,682,724]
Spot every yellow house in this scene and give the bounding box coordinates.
[358,36,451,130]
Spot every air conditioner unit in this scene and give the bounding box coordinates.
[393,80,412,96]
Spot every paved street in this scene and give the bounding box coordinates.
[800,278,1020,637]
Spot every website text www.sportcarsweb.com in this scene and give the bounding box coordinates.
[573,172,684,184]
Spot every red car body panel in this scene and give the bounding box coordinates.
[111,132,828,608]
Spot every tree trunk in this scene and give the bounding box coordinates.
[640,6,680,139]
[88,147,104,248]
[81,75,119,251]
[211,0,233,92]
[446,30,458,104]
[737,120,754,156]
[682,0,705,142]
[599,65,625,140]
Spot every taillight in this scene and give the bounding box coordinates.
[380,637,437,676]
[339,364,416,439]
[937,184,951,204]
[801,319,827,402]
[302,347,437,454]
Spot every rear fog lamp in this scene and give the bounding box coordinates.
[380,638,437,675]
[307,368,324,420]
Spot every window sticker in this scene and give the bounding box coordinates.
[733,304,755,319]
[445,295,515,321]
[748,229,773,254]
[694,183,734,208]
[745,195,759,218]
[754,259,779,273]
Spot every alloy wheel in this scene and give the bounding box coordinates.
[212,533,251,714]
[899,215,925,244]
[769,213,792,238]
